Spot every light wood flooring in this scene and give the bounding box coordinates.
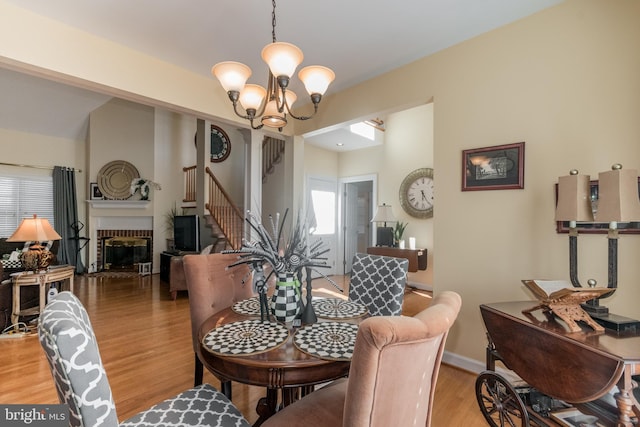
[0,273,487,426]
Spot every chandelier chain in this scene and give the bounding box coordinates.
[271,0,277,43]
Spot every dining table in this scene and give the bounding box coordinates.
[197,296,368,426]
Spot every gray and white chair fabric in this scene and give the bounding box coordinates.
[38,291,250,427]
[349,252,409,316]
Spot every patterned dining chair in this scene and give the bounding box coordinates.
[182,253,254,395]
[348,252,409,316]
[38,291,250,427]
[261,291,462,427]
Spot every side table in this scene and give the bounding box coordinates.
[366,247,427,272]
[11,265,75,327]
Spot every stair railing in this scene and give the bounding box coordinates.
[183,165,197,203]
[205,167,244,250]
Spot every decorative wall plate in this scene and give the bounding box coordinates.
[97,161,140,200]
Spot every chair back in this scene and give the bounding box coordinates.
[182,253,254,352]
[349,252,409,316]
[38,291,119,427]
[343,291,462,427]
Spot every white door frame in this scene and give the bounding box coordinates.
[337,174,377,276]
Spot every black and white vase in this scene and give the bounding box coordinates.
[271,272,302,323]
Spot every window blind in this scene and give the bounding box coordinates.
[0,175,54,238]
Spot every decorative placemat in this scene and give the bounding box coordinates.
[232,297,262,316]
[294,322,359,361]
[202,320,289,356]
[97,160,140,200]
[312,298,368,319]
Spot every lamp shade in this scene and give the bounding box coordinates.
[298,65,335,95]
[261,99,288,128]
[371,204,396,223]
[596,165,640,222]
[555,171,594,222]
[211,61,251,93]
[261,42,303,78]
[239,84,267,111]
[7,214,62,242]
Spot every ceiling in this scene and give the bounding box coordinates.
[0,0,563,150]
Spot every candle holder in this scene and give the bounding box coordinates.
[300,267,317,324]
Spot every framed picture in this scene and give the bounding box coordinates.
[550,408,603,427]
[462,142,525,191]
[555,178,640,234]
[90,182,103,200]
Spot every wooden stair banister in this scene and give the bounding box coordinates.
[183,165,196,203]
[205,167,244,250]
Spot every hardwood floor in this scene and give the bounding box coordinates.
[0,273,488,426]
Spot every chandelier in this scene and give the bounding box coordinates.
[212,0,335,131]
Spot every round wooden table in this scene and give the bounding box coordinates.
[198,301,365,426]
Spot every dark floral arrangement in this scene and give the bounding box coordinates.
[224,209,340,320]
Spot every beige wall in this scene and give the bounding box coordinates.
[2,0,639,367]
[305,0,640,363]
[337,104,435,285]
[0,127,87,241]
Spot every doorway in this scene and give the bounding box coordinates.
[339,175,375,276]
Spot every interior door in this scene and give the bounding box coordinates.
[341,179,373,275]
[307,176,337,276]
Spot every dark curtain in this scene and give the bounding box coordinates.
[53,166,85,273]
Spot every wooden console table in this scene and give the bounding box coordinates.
[11,265,74,326]
[366,247,427,272]
[480,301,640,426]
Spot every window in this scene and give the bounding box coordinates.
[349,122,375,140]
[310,189,336,235]
[0,175,54,238]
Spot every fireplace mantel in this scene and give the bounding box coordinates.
[87,200,150,209]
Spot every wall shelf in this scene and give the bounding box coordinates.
[87,200,150,209]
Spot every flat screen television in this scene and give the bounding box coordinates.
[173,215,200,253]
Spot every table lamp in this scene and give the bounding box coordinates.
[555,164,640,332]
[371,203,396,247]
[7,214,62,272]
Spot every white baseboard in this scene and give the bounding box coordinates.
[441,351,523,384]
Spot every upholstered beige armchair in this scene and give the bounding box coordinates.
[262,291,462,427]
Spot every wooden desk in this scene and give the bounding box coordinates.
[11,266,74,326]
[366,247,427,272]
[480,301,640,426]
[198,303,364,426]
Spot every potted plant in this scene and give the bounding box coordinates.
[165,203,184,251]
[394,221,407,248]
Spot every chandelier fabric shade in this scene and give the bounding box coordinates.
[596,165,640,223]
[212,61,252,93]
[261,42,303,78]
[555,171,594,222]
[211,0,335,130]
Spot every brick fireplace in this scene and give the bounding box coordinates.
[93,216,154,273]
[97,230,153,271]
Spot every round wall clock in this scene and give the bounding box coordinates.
[209,124,231,163]
[399,168,434,219]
